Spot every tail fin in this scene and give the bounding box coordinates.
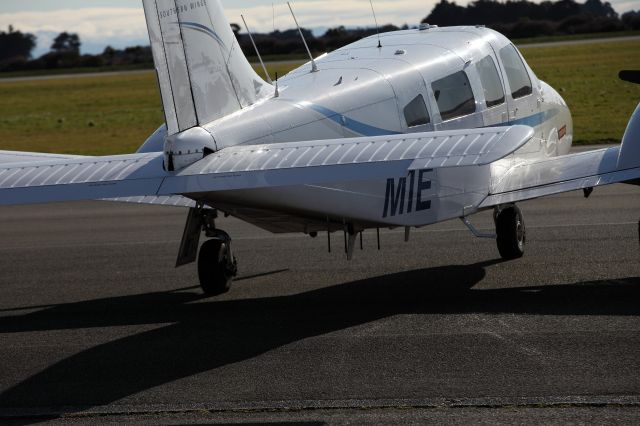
[143,0,272,136]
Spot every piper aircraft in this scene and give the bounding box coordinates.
[1,0,638,295]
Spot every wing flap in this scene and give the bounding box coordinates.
[408,125,533,169]
[158,126,533,195]
[172,126,533,175]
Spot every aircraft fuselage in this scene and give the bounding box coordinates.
[142,25,573,233]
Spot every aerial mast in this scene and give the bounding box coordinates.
[287,2,318,73]
[241,14,273,84]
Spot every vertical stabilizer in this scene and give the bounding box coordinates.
[143,0,273,136]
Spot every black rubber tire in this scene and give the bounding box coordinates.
[198,239,233,296]
[495,205,526,260]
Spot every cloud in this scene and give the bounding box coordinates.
[610,0,640,14]
[0,7,146,37]
[0,1,437,54]
[0,7,148,55]
[226,0,439,32]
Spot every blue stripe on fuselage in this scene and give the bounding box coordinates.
[301,102,558,137]
[304,103,401,137]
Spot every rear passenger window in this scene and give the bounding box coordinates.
[404,95,430,127]
[431,71,476,121]
[499,44,532,99]
[476,56,505,108]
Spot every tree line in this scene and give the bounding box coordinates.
[424,0,640,38]
[1,0,638,73]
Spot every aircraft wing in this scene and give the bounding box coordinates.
[481,102,640,207]
[0,152,168,205]
[157,126,534,195]
[0,126,533,206]
[0,150,195,208]
[0,150,83,165]
[480,146,640,208]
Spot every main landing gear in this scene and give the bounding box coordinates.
[198,232,237,295]
[176,205,237,295]
[461,203,526,260]
[494,204,526,260]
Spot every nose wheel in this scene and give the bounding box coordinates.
[494,204,526,260]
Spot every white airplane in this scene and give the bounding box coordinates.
[0,0,638,295]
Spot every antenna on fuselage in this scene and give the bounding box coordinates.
[241,14,273,84]
[287,1,318,73]
[369,0,382,48]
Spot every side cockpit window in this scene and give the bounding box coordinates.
[499,44,532,99]
[476,56,505,108]
[431,71,476,121]
[404,95,430,127]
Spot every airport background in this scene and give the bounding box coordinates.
[0,0,639,73]
[0,1,639,423]
[0,1,638,156]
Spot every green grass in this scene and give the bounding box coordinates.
[513,30,640,45]
[520,39,640,144]
[0,63,302,155]
[0,64,153,79]
[253,61,304,82]
[0,40,638,155]
[0,72,164,155]
[0,57,305,79]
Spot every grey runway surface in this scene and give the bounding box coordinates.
[0,183,639,424]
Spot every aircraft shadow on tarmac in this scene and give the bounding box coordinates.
[0,259,639,414]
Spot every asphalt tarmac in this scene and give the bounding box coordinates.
[0,181,639,424]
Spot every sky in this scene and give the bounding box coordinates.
[0,0,637,57]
